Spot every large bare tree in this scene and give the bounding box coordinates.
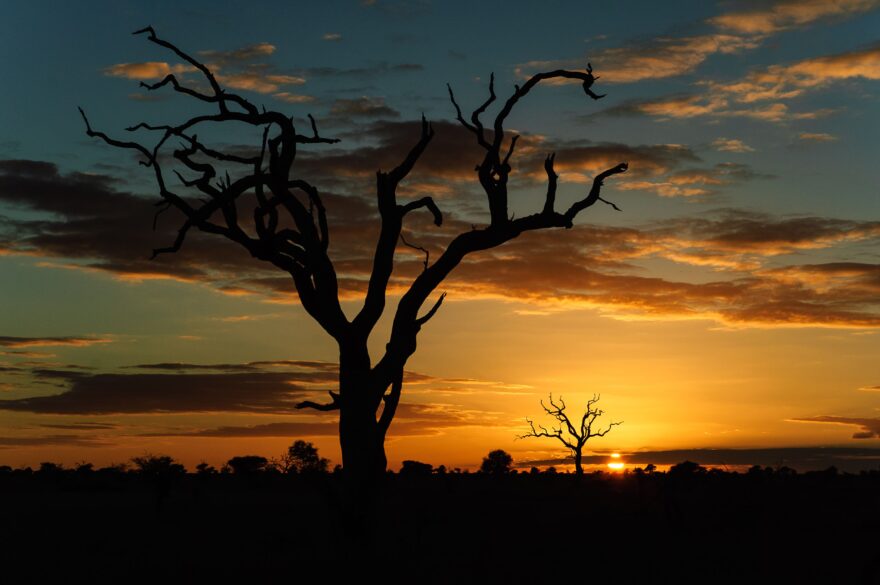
[80,27,628,490]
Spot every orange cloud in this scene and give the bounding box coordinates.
[712,138,754,153]
[798,132,838,142]
[516,0,878,85]
[597,35,761,84]
[624,95,798,122]
[106,42,307,95]
[104,62,192,80]
[198,42,276,64]
[710,45,880,105]
[273,92,315,103]
[516,35,760,85]
[0,336,113,348]
[790,415,880,439]
[617,181,710,198]
[615,163,763,198]
[217,72,306,94]
[711,0,880,35]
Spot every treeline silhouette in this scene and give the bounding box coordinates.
[2,445,880,584]
[4,444,880,481]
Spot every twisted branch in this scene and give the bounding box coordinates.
[296,390,341,411]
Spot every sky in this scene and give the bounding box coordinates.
[1,0,879,472]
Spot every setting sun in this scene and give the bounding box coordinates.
[608,453,625,471]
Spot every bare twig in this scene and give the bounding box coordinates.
[399,233,430,271]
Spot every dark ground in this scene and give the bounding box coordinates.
[2,466,879,584]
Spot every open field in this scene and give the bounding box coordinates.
[2,466,879,584]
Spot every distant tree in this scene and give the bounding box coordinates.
[74,461,94,474]
[399,460,433,476]
[227,455,269,475]
[37,462,64,477]
[518,393,621,477]
[195,462,217,475]
[480,449,513,475]
[81,27,628,493]
[97,462,129,476]
[130,454,186,477]
[668,460,706,477]
[280,440,329,474]
[131,454,185,513]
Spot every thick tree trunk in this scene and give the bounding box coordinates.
[335,355,389,559]
[337,346,388,494]
[339,402,387,484]
[574,449,584,477]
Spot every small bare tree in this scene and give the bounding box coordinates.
[519,394,621,476]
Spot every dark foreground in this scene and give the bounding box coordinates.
[2,466,879,584]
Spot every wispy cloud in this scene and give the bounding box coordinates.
[329,97,400,118]
[709,0,880,35]
[516,0,879,84]
[791,416,880,439]
[712,138,755,153]
[198,42,276,65]
[617,163,765,198]
[604,45,880,122]
[517,34,760,84]
[217,72,305,94]
[0,434,112,448]
[273,92,315,103]
[0,368,321,414]
[708,45,880,103]
[106,42,307,96]
[0,336,112,348]
[103,62,192,80]
[798,132,838,142]
[142,402,508,438]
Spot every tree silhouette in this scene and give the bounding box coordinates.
[80,27,628,491]
[130,454,186,477]
[399,460,433,476]
[518,393,621,477]
[281,440,329,474]
[480,449,513,475]
[226,455,269,475]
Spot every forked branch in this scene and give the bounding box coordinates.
[83,27,348,340]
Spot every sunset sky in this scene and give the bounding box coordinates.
[1,0,879,471]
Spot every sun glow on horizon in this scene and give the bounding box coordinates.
[607,453,624,471]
